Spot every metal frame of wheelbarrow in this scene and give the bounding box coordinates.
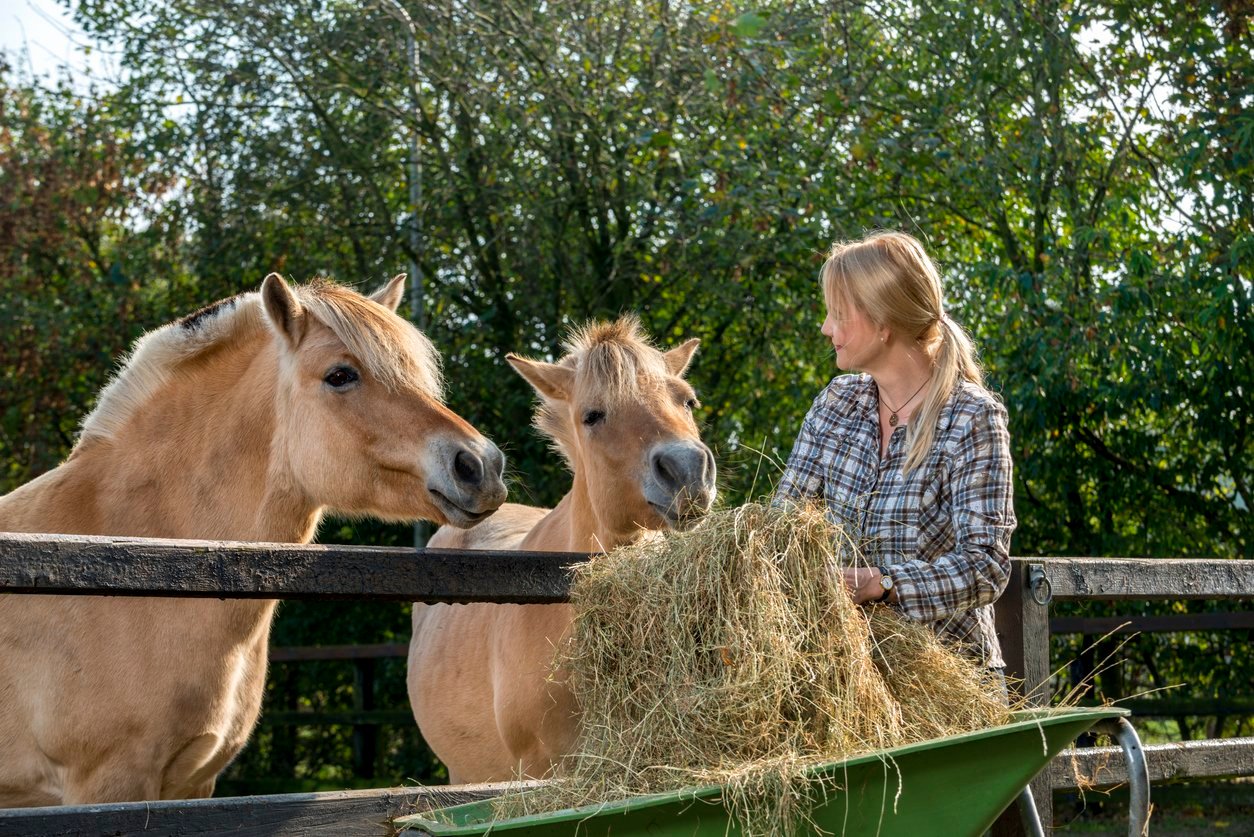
[1015,715,1150,837]
[397,708,1153,837]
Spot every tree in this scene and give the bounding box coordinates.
[2,0,1247,788]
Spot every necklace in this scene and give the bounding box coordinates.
[880,376,931,427]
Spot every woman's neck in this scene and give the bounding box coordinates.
[867,347,933,408]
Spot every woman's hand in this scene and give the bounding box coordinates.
[840,567,894,605]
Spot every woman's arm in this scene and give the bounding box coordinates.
[773,398,829,504]
[884,402,1016,622]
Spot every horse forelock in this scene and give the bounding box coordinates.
[533,316,673,463]
[297,281,444,399]
[77,281,444,446]
[564,316,669,404]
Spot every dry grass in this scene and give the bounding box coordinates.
[486,503,1013,836]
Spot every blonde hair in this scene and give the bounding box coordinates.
[821,230,985,474]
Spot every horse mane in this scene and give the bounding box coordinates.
[534,315,670,465]
[78,280,443,445]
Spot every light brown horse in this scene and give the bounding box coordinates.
[407,317,716,783]
[0,274,507,808]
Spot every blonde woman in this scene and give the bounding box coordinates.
[775,230,1017,673]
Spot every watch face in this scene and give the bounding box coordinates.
[880,575,893,589]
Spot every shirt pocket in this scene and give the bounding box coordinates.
[865,482,918,562]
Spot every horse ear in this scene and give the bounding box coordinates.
[506,353,575,402]
[663,338,700,377]
[261,273,305,347]
[370,274,407,312]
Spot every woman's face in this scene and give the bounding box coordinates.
[822,295,883,372]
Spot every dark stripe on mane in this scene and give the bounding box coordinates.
[178,295,242,331]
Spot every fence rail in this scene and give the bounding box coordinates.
[993,557,1254,833]
[0,532,574,602]
[0,532,1251,835]
[0,783,515,837]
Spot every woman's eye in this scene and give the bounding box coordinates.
[583,409,605,426]
[324,367,360,389]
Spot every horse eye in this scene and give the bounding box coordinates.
[324,366,359,389]
[583,409,605,426]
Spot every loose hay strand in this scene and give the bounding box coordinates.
[487,503,1013,835]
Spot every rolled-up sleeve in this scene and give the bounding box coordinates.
[889,402,1016,623]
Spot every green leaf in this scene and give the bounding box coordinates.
[733,12,767,39]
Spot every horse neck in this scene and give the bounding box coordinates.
[81,330,321,544]
[521,470,639,555]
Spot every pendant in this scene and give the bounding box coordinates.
[889,412,899,427]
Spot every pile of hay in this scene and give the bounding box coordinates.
[490,503,1012,835]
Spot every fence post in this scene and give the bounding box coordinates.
[993,560,1054,834]
[352,658,377,780]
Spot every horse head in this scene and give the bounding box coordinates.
[507,316,716,539]
[261,273,507,528]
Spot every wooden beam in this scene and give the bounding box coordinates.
[1035,558,1254,601]
[995,563,1054,707]
[0,533,580,603]
[992,561,1054,834]
[1050,737,1254,789]
[1052,611,1254,634]
[4,537,1251,606]
[259,710,416,727]
[270,643,409,662]
[1086,698,1254,717]
[0,784,521,837]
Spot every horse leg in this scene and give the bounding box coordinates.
[160,733,231,800]
[184,779,217,800]
[62,761,162,805]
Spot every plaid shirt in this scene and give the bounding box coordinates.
[775,373,1016,667]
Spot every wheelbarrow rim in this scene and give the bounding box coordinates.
[397,706,1129,833]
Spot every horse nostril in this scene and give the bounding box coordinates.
[652,450,680,489]
[453,449,483,487]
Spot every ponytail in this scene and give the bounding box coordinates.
[904,314,984,475]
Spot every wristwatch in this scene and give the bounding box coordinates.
[875,567,894,602]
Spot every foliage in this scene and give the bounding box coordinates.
[0,0,1249,791]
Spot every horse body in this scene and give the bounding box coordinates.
[409,318,715,783]
[0,274,507,807]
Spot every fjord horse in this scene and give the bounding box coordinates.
[0,274,506,807]
[407,317,716,783]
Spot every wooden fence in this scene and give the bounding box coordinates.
[0,532,1250,835]
[994,559,1254,831]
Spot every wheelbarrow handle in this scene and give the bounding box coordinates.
[1017,716,1151,837]
[1092,717,1151,837]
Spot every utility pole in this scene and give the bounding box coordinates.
[379,0,430,549]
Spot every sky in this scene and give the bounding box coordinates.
[0,0,112,87]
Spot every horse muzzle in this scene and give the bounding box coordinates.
[427,438,507,527]
[644,440,717,527]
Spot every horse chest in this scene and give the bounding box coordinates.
[489,607,578,763]
[115,599,272,762]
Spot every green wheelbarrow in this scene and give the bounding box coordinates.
[396,707,1150,837]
